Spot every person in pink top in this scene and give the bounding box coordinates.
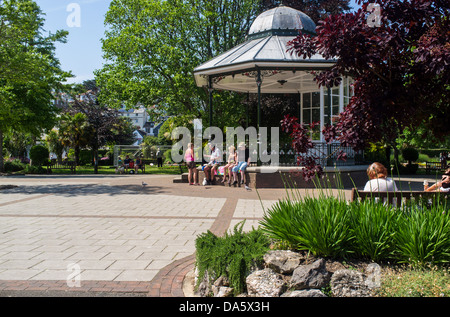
[185,143,199,185]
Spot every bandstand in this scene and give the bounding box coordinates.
[192,5,368,188]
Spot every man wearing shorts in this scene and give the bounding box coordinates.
[204,143,222,185]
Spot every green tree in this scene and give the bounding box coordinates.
[96,0,260,126]
[3,130,34,159]
[45,129,65,164]
[58,113,90,166]
[0,0,70,171]
[68,94,135,173]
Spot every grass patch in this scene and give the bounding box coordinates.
[378,265,450,297]
[44,165,188,175]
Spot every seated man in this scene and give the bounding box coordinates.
[135,156,144,174]
[123,155,132,172]
[203,143,222,185]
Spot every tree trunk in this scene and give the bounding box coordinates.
[93,147,99,174]
[0,129,4,173]
[75,146,80,166]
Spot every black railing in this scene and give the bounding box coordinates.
[258,143,364,167]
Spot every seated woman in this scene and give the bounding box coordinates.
[231,142,250,186]
[222,146,237,184]
[424,168,450,192]
[363,162,398,192]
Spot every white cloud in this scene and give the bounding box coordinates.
[64,74,95,85]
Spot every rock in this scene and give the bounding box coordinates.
[330,269,371,297]
[212,276,232,297]
[281,290,327,297]
[214,286,234,297]
[290,258,331,290]
[263,250,303,274]
[195,269,212,297]
[246,268,287,297]
[213,276,230,287]
[364,263,382,292]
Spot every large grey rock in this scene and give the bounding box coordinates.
[246,268,287,297]
[331,269,371,297]
[264,250,303,274]
[281,290,327,297]
[290,258,331,290]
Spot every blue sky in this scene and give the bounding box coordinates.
[36,0,362,85]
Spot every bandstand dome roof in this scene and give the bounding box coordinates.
[193,6,336,94]
[248,5,317,38]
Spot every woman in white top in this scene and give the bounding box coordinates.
[363,162,398,192]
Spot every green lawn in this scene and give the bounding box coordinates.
[49,165,188,175]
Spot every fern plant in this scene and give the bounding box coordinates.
[195,221,270,295]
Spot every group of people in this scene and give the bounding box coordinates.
[117,155,144,174]
[184,142,250,186]
[363,162,450,193]
[116,148,164,174]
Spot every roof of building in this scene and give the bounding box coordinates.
[193,6,335,94]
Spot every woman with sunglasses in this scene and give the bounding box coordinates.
[424,168,450,192]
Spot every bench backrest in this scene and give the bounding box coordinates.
[47,161,76,168]
[351,188,450,206]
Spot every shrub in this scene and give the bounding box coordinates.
[394,205,450,266]
[4,159,25,172]
[261,194,450,266]
[29,145,49,166]
[195,222,270,295]
[261,195,354,258]
[23,165,46,174]
[349,200,399,261]
[402,147,419,164]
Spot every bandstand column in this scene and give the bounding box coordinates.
[256,69,262,166]
[208,76,214,128]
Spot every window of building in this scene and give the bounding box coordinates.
[301,91,321,141]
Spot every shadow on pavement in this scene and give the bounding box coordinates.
[0,184,168,197]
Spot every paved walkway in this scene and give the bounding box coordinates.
[0,173,433,297]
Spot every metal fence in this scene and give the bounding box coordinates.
[261,143,364,167]
[113,143,364,167]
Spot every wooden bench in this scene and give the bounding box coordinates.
[116,161,146,174]
[351,188,450,206]
[425,161,449,174]
[46,161,76,174]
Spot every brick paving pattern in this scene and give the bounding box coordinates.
[0,175,288,297]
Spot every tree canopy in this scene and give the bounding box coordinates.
[0,0,70,171]
[284,0,449,175]
[96,0,261,123]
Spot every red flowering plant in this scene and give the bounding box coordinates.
[282,0,449,179]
